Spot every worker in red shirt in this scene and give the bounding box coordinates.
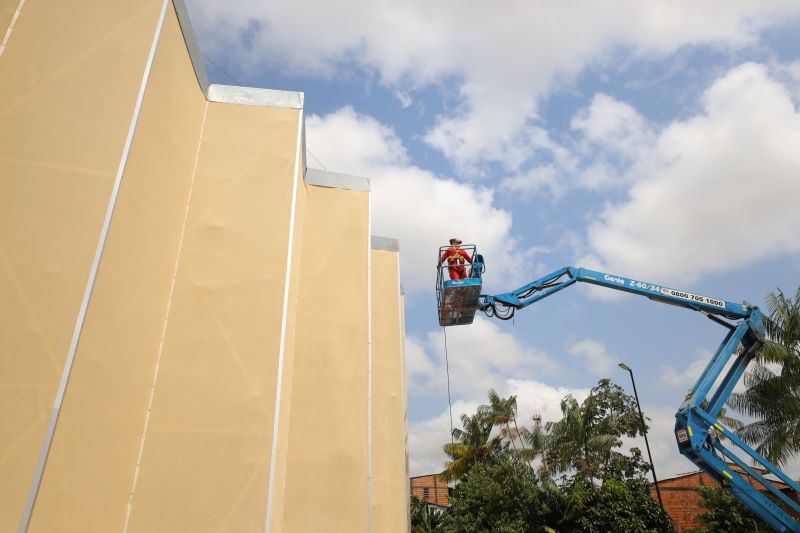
[441,238,472,280]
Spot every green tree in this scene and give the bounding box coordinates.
[410,496,444,533]
[440,455,562,533]
[584,378,644,438]
[729,287,800,466]
[518,418,550,472]
[442,456,671,533]
[693,486,770,532]
[442,412,506,481]
[480,389,523,450]
[439,384,670,531]
[571,478,673,533]
[545,394,616,482]
[545,380,649,483]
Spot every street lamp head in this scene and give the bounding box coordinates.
[618,362,632,372]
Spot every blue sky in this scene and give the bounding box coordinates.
[185,1,800,479]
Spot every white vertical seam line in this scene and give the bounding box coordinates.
[265,106,303,533]
[0,0,27,58]
[121,100,208,532]
[397,254,410,533]
[367,198,373,533]
[17,1,170,531]
[277,113,305,532]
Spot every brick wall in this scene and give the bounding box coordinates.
[650,466,799,532]
[410,474,451,507]
[651,472,707,531]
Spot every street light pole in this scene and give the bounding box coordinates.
[618,362,664,511]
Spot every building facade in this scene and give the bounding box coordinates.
[0,1,408,531]
[410,474,452,507]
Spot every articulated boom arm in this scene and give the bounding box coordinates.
[480,266,752,320]
[479,266,800,532]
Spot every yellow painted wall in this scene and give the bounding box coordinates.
[26,5,207,530]
[266,156,307,533]
[371,248,409,532]
[2,1,407,531]
[1,0,19,41]
[0,0,165,527]
[280,184,370,532]
[123,102,301,532]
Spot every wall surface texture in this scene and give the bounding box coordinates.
[0,1,407,531]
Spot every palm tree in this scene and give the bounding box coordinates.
[442,412,506,481]
[728,288,800,467]
[410,496,444,533]
[518,414,550,473]
[479,389,523,450]
[544,394,617,483]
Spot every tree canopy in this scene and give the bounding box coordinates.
[434,381,671,532]
[691,486,770,533]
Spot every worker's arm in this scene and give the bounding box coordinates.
[439,249,451,266]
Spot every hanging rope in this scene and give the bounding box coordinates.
[443,326,455,447]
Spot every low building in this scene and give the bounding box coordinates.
[652,463,800,531]
[410,474,452,507]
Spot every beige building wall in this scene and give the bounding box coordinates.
[370,240,409,532]
[0,0,174,528]
[265,153,306,533]
[280,179,371,532]
[26,6,209,531]
[123,102,302,533]
[1,1,407,532]
[1,0,20,42]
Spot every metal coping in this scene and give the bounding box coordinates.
[370,235,399,252]
[207,84,303,108]
[305,167,370,192]
[172,0,303,109]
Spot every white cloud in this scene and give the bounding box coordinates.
[499,128,575,200]
[406,316,563,399]
[405,335,437,389]
[393,89,412,109]
[580,63,800,283]
[506,379,590,435]
[500,164,560,200]
[569,94,656,190]
[660,351,711,388]
[305,107,534,293]
[568,339,617,377]
[620,404,689,479]
[188,0,800,169]
[571,94,649,147]
[408,399,480,476]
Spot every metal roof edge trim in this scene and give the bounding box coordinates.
[173,0,209,93]
[172,0,304,109]
[305,167,370,192]
[370,236,399,252]
[207,84,304,108]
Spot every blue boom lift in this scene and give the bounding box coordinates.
[436,255,800,532]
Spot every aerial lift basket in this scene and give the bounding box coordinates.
[436,244,484,326]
